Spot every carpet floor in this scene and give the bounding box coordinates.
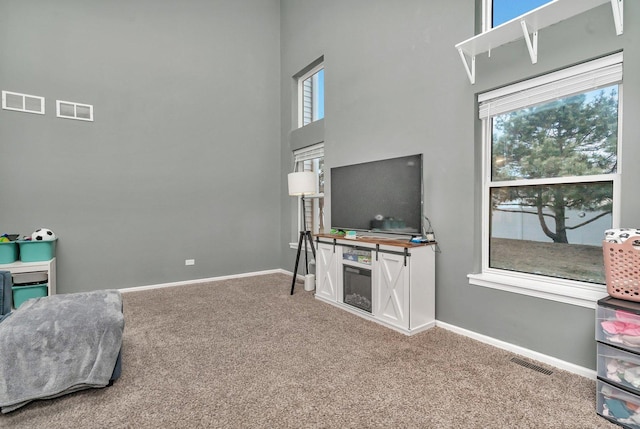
[2,273,617,428]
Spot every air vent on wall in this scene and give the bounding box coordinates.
[2,90,45,115]
[56,100,93,121]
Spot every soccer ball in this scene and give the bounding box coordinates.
[32,228,56,241]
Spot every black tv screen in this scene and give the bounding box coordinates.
[330,154,423,235]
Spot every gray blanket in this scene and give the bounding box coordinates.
[0,290,124,413]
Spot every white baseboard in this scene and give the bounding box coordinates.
[436,321,596,379]
[119,269,290,293]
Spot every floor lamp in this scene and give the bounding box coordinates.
[288,171,317,295]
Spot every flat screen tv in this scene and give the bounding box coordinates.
[330,154,423,236]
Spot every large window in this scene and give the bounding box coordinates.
[298,63,324,128]
[470,53,623,307]
[293,144,324,235]
[484,0,553,30]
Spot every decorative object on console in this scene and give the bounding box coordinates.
[345,231,357,240]
[288,171,317,295]
[423,216,436,242]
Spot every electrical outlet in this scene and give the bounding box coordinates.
[185,259,195,266]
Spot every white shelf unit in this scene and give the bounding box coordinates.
[455,0,624,84]
[0,258,57,303]
[315,235,435,336]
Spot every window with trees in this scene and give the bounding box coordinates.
[470,53,622,306]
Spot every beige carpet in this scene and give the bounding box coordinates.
[2,273,617,428]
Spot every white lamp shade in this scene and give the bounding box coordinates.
[288,171,316,196]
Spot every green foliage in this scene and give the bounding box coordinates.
[491,86,618,243]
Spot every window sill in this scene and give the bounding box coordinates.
[468,270,608,309]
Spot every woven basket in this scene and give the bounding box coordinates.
[603,236,640,302]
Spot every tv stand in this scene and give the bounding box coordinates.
[314,234,435,335]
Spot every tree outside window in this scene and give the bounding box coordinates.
[488,86,619,284]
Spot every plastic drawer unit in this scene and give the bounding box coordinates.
[598,342,640,395]
[597,297,640,353]
[597,380,640,428]
[597,296,640,428]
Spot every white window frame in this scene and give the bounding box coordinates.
[56,100,94,121]
[297,62,324,128]
[291,143,324,247]
[468,53,623,309]
[1,90,45,115]
[482,0,493,32]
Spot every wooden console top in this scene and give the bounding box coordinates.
[315,233,435,248]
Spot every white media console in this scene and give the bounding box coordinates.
[314,234,435,335]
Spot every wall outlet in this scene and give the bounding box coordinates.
[185,259,195,266]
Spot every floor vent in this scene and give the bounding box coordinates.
[510,357,553,375]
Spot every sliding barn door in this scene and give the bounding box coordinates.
[316,242,338,302]
[374,252,409,329]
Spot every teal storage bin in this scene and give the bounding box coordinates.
[12,284,48,308]
[18,239,56,262]
[0,242,19,264]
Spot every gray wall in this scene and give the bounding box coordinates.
[280,0,640,369]
[466,1,640,369]
[0,0,282,292]
[3,0,637,370]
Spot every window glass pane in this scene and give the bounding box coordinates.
[314,69,324,122]
[296,157,324,234]
[302,68,324,126]
[489,182,613,283]
[492,85,619,181]
[492,0,553,27]
[302,78,313,126]
[306,196,324,234]
[317,157,324,194]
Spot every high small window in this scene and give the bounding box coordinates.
[297,62,324,128]
[484,0,553,30]
[470,53,623,306]
[293,143,324,235]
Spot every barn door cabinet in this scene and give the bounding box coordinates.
[315,241,340,302]
[314,234,435,335]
